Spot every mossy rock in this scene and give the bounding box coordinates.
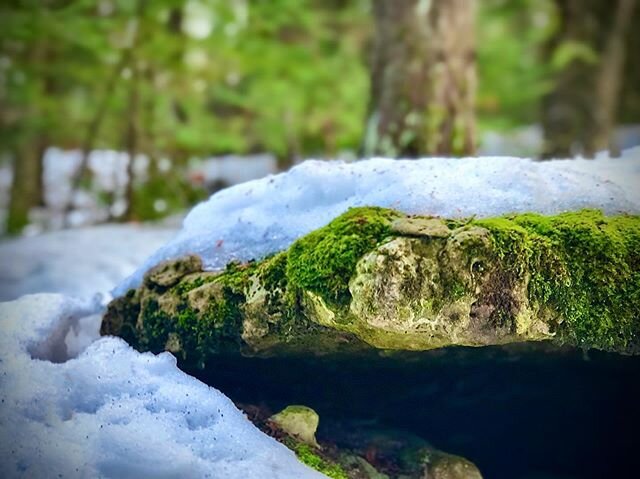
[102,207,640,363]
[270,405,320,447]
[253,403,481,479]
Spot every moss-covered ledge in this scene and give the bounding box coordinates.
[102,207,640,363]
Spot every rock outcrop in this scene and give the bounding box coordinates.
[102,207,640,363]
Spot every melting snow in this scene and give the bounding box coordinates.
[117,149,640,296]
[2,151,640,478]
[0,224,177,302]
[0,294,323,479]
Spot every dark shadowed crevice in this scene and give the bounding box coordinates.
[182,343,640,479]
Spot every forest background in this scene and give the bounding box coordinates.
[1,0,638,234]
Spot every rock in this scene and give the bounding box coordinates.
[422,451,483,479]
[144,254,202,288]
[102,207,640,361]
[390,216,452,238]
[253,404,482,479]
[270,405,321,447]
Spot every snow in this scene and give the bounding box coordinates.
[0,294,323,479]
[0,223,178,302]
[0,148,282,234]
[478,124,640,157]
[3,151,640,478]
[116,148,640,296]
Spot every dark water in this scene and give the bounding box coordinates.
[185,344,640,479]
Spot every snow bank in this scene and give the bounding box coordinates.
[0,224,177,302]
[0,294,323,479]
[116,149,640,296]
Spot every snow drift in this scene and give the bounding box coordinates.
[0,224,177,302]
[117,149,640,296]
[0,294,322,478]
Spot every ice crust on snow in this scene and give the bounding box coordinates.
[0,294,323,479]
[116,149,640,296]
[0,224,177,302]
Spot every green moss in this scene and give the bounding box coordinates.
[139,297,175,353]
[109,207,640,357]
[220,260,257,292]
[294,444,349,479]
[258,252,289,291]
[286,207,400,306]
[475,210,640,352]
[139,261,254,366]
[174,276,209,296]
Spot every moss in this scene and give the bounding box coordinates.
[286,207,400,306]
[258,252,289,291]
[475,210,640,353]
[138,297,176,353]
[294,443,349,479]
[107,208,640,357]
[137,260,254,366]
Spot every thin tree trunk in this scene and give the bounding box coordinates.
[122,60,140,221]
[6,43,47,233]
[64,51,130,223]
[363,0,477,158]
[586,0,636,156]
[541,0,636,159]
[121,3,145,221]
[6,144,41,234]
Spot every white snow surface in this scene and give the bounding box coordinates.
[0,294,323,479]
[116,149,640,296]
[0,224,177,302]
[3,152,640,478]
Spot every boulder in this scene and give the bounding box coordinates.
[102,207,640,363]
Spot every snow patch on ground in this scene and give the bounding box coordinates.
[117,149,640,296]
[0,224,178,302]
[189,153,278,191]
[0,294,323,479]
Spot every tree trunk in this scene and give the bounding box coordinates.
[6,143,43,234]
[5,42,48,234]
[122,60,140,221]
[363,0,477,158]
[64,51,130,225]
[541,0,636,159]
[586,0,636,156]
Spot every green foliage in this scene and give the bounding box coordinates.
[1,0,582,170]
[0,0,371,161]
[286,206,398,306]
[476,0,556,131]
[550,40,599,70]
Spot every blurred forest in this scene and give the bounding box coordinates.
[1,0,639,234]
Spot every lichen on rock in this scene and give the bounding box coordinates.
[102,207,640,361]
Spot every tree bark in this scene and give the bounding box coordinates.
[363,0,477,158]
[586,0,636,156]
[6,143,44,234]
[64,51,130,225]
[122,59,140,221]
[5,42,48,234]
[541,0,636,159]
